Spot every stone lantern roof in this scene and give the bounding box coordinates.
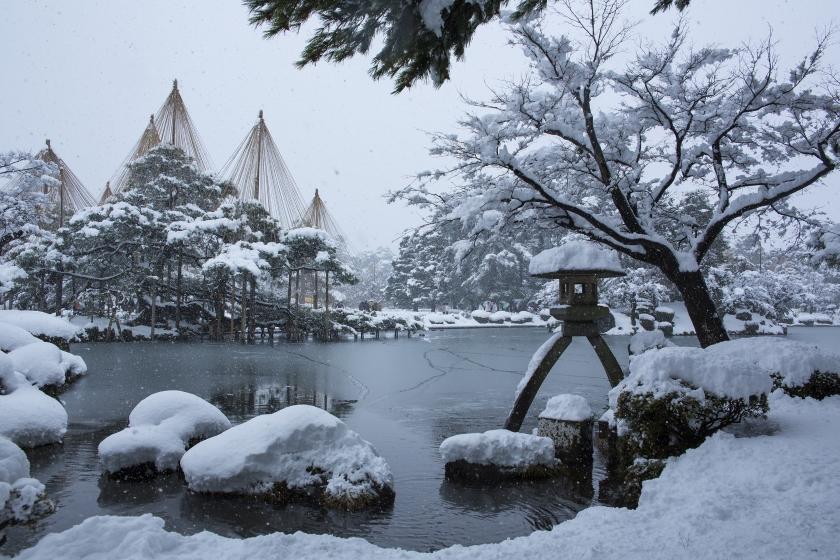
[528,240,625,279]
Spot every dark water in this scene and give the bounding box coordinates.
[4,327,837,553]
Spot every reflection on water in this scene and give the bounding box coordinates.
[6,327,837,554]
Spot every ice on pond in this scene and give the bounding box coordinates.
[98,390,231,476]
[180,405,393,507]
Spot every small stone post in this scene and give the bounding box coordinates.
[536,394,594,473]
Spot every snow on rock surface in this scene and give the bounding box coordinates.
[529,240,623,276]
[0,310,81,340]
[0,352,67,448]
[0,436,49,526]
[628,330,674,356]
[99,391,230,475]
[8,341,87,388]
[439,430,555,468]
[180,405,393,505]
[0,322,39,352]
[11,394,840,560]
[539,394,593,422]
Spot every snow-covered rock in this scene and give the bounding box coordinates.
[539,394,593,422]
[180,405,393,508]
[0,310,81,341]
[0,352,67,448]
[0,322,39,352]
[628,329,673,356]
[8,341,87,388]
[440,430,555,469]
[1,436,52,528]
[529,241,623,276]
[98,391,231,476]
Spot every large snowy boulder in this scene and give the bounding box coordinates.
[0,353,68,448]
[440,429,558,481]
[180,405,394,508]
[99,391,231,477]
[0,321,87,388]
[0,436,53,530]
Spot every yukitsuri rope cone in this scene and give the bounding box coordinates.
[299,188,346,248]
[220,110,307,229]
[106,79,212,201]
[36,139,97,226]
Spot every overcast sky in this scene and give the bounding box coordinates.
[2,0,838,250]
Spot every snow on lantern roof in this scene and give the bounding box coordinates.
[529,241,624,278]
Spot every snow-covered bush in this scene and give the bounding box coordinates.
[0,436,54,532]
[180,405,394,509]
[98,391,231,478]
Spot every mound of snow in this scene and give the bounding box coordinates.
[1,436,51,527]
[0,310,81,340]
[529,241,623,276]
[99,391,231,475]
[439,430,555,468]
[180,405,392,505]
[0,353,67,448]
[628,330,674,356]
[0,322,39,352]
[539,394,593,422]
[8,341,81,388]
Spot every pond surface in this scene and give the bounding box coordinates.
[4,326,838,553]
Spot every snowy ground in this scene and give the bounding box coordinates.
[7,392,838,559]
[606,301,787,336]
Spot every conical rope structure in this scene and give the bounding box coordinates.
[220,110,307,229]
[106,79,212,200]
[300,189,346,248]
[36,139,97,227]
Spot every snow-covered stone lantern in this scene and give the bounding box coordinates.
[504,241,625,433]
[528,240,625,336]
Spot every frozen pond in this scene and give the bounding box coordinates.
[4,326,838,553]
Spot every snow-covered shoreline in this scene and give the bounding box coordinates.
[7,392,838,559]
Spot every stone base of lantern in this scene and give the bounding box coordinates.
[537,417,594,472]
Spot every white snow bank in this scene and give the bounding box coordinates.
[99,391,230,474]
[0,310,81,340]
[13,394,840,560]
[539,394,593,422]
[1,436,48,526]
[0,352,67,448]
[439,430,555,468]
[529,241,623,276]
[611,337,840,409]
[180,405,392,502]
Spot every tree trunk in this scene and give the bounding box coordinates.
[149,281,157,341]
[240,274,247,342]
[671,269,729,348]
[54,266,63,316]
[175,252,183,330]
[248,276,256,343]
[214,276,225,341]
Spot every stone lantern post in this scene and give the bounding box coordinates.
[504,241,626,432]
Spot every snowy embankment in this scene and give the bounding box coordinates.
[9,392,838,559]
[606,301,786,336]
[383,308,550,330]
[0,310,82,342]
